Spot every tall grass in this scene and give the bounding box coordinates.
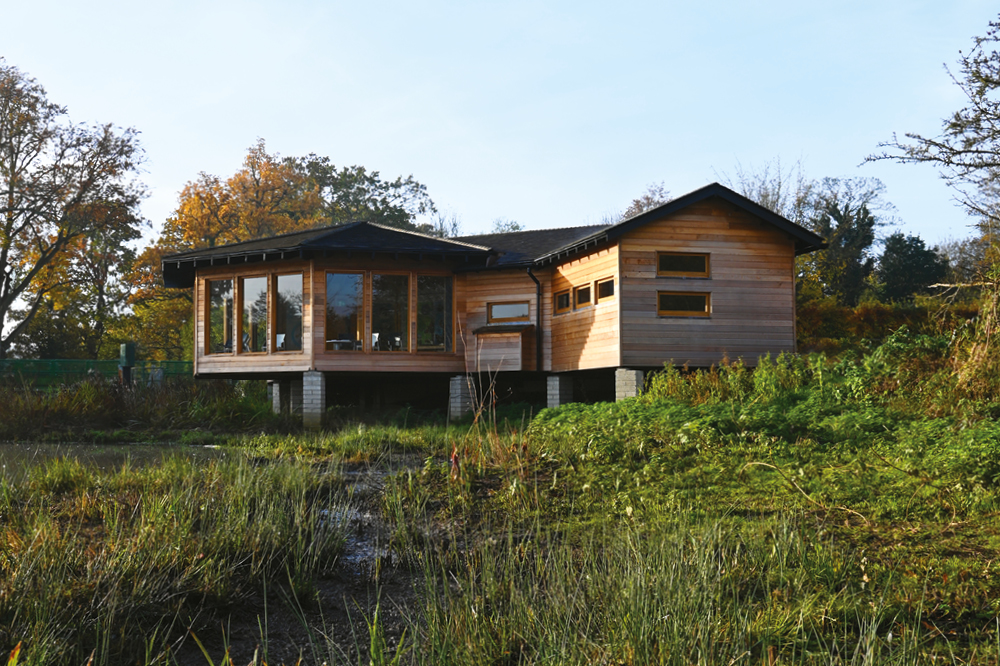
[0,454,345,665]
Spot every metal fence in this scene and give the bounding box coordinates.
[0,359,193,387]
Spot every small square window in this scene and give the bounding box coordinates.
[574,285,592,308]
[657,252,710,278]
[657,291,710,317]
[554,290,571,314]
[596,278,615,302]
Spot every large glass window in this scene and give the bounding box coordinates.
[371,274,409,352]
[240,276,268,352]
[274,274,302,352]
[417,276,453,352]
[208,279,233,354]
[326,273,364,351]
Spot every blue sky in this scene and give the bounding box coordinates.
[5,0,997,245]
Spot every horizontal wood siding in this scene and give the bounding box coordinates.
[550,245,620,372]
[463,270,544,372]
[620,199,796,368]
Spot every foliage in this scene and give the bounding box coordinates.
[0,60,145,359]
[620,181,671,220]
[876,232,949,302]
[489,217,523,234]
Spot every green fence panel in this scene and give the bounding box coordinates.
[0,359,193,387]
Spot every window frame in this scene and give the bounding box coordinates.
[272,272,304,353]
[595,277,615,303]
[554,290,571,315]
[657,252,710,278]
[573,284,592,309]
[417,274,455,352]
[487,301,531,324]
[325,271,365,352]
[657,291,711,317]
[205,277,234,355]
[370,271,411,353]
[237,274,270,354]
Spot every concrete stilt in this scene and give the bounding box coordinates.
[615,368,644,401]
[303,371,326,430]
[448,375,473,422]
[547,374,573,408]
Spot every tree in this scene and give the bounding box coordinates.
[876,232,948,302]
[621,182,671,220]
[871,15,1000,222]
[0,60,144,359]
[718,158,814,225]
[490,218,524,234]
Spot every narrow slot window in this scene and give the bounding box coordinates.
[326,273,364,351]
[657,291,710,317]
[240,276,268,352]
[372,273,409,352]
[574,285,592,309]
[417,276,453,352]
[207,279,234,354]
[657,252,710,278]
[488,301,530,323]
[554,290,571,315]
[274,274,303,352]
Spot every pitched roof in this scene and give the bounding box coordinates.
[161,221,491,288]
[161,183,825,287]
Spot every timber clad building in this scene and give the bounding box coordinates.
[163,183,825,428]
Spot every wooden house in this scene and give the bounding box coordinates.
[162,183,825,427]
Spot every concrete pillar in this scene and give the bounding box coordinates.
[303,371,326,430]
[547,374,573,409]
[615,368,644,401]
[290,378,304,415]
[448,375,473,421]
[271,380,291,414]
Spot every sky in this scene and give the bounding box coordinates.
[4,0,998,247]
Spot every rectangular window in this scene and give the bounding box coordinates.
[274,274,303,352]
[207,279,233,354]
[554,290,571,315]
[326,273,364,351]
[657,252,710,278]
[657,291,710,317]
[417,276,453,352]
[487,301,530,323]
[596,278,615,302]
[372,273,409,352]
[240,276,268,352]
[574,285,592,308]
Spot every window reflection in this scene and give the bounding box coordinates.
[326,273,363,351]
[371,274,409,352]
[240,276,268,352]
[274,274,302,351]
[417,276,452,352]
[208,279,233,353]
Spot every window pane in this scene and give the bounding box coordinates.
[372,274,409,352]
[597,279,615,300]
[575,285,591,308]
[658,253,708,275]
[488,302,529,322]
[208,279,233,354]
[555,291,570,313]
[417,276,452,352]
[241,276,268,352]
[275,274,302,351]
[326,273,364,351]
[658,292,709,315]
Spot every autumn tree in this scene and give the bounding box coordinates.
[0,60,144,359]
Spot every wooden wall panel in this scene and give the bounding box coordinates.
[619,199,796,368]
[550,245,620,372]
[463,269,545,372]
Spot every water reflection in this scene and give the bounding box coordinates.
[0,443,230,481]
